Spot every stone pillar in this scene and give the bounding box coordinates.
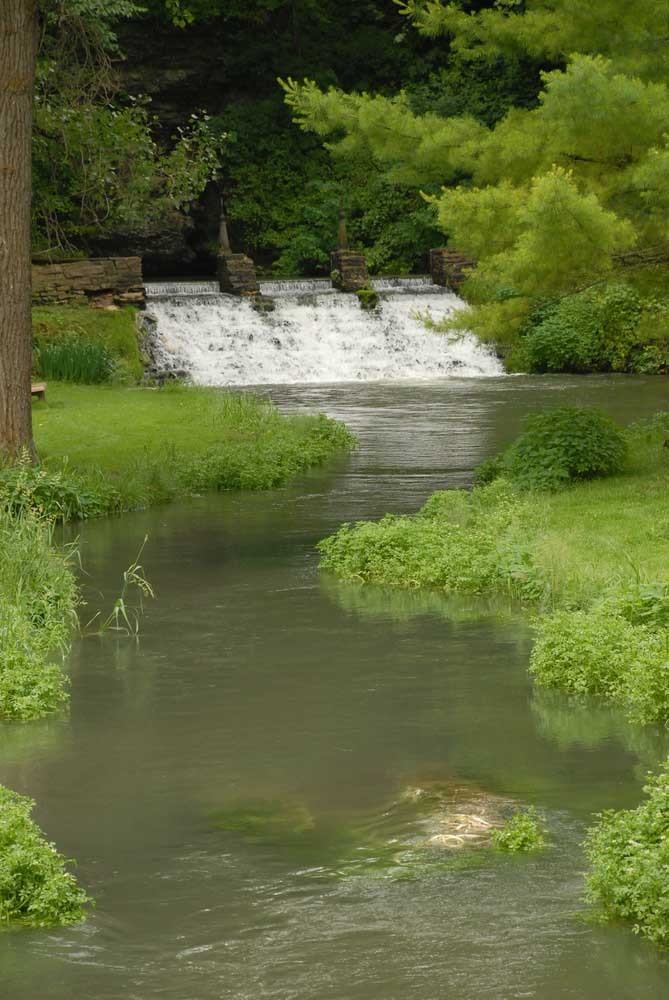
[217,253,258,295]
[429,248,476,291]
[331,250,369,293]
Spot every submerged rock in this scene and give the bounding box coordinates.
[400,782,514,850]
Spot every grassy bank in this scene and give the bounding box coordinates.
[318,410,669,941]
[0,509,77,720]
[32,305,143,382]
[0,383,354,519]
[318,413,669,721]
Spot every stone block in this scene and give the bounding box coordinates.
[331,250,369,292]
[429,248,476,291]
[217,253,258,295]
[32,256,145,307]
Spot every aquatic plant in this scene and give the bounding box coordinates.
[531,609,669,725]
[491,808,546,853]
[355,285,379,310]
[0,451,121,521]
[0,784,89,929]
[84,536,155,637]
[208,799,315,842]
[585,765,669,944]
[318,480,537,597]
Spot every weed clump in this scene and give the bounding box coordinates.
[491,808,546,853]
[318,481,539,598]
[34,335,115,384]
[585,765,669,945]
[0,509,77,720]
[0,784,89,929]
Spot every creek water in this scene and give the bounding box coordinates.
[2,375,669,999]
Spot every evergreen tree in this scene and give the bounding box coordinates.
[283,0,669,350]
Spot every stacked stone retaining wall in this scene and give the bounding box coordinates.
[32,257,145,307]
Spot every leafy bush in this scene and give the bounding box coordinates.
[585,765,669,944]
[523,285,643,374]
[0,784,89,929]
[491,808,546,853]
[34,335,114,384]
[531,608,669,725]
[0,606,69,721]
[498,407,627,491]
[318,480,540,597]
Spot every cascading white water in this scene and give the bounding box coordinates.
[144,278,502,384]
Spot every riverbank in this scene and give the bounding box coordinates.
[0,383,353,519]
[319,411,669,721]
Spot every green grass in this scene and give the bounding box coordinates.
[20,382,353,517]
[32,305,142,381]
[0,509,77,720]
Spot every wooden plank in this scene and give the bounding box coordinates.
[31,382,46,401]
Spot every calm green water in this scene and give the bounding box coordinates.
[2,376,669,999]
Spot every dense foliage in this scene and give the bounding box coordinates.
[491,808,546,853]
[284,0,669,363]
[476,407,627,491]
[585,766,669,944]
[0,784,89,929]
[34,2,226,254]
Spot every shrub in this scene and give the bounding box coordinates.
[0,784,89,929]
[531,608,669,725]
[318,480,539,597]
[0,606,69,721]
[531,610,645,698]
[501,406,627,491]
[491,808,546,853]
[34,335,115,383]
[523,285,643,373]
[585,765,669,944]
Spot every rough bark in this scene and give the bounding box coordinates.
[0,0,37,458]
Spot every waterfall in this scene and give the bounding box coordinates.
[143,278,503,384]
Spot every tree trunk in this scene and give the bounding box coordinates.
[0,0,37,459]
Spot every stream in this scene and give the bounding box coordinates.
[1,375,669,998]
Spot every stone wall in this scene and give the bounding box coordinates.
[331,250,369,293]
[217,253,258,295]
[429,248,476,291]
[32,257,145,307]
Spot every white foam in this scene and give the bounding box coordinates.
[145,284,503,385]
